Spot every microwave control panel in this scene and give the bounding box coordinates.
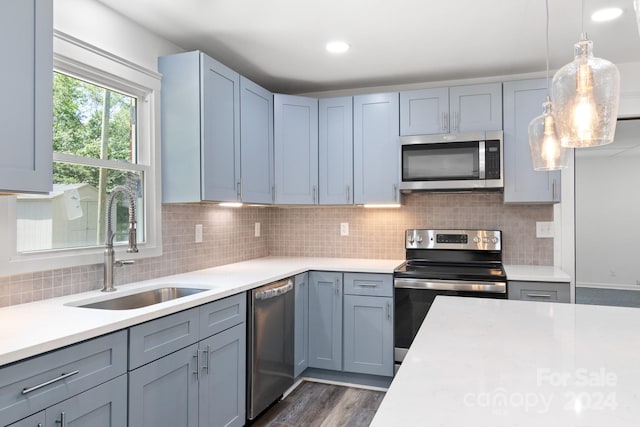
[485,139,501,179]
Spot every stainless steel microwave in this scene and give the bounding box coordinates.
[400,130,503,191]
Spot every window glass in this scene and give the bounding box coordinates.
[16,73,144,253]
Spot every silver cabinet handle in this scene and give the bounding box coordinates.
[38,424,43,427]
[386,301,391,320]
[357,283,378,288]
[22,370,79,395]
[202,345,210,374]
[526,293,552,298]
[272,185,276,203]
[552,179,557,201]
[346,185,350,203]
[193,351,200,379]
[312,185,317,203]
[441,112,447,131]
[55,412,66,427]
[334,279,340,295]
[393,184,398,202]
[236,181,242,200]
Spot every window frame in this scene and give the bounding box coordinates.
[0,31,162,275]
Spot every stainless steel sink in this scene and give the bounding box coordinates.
[76,287,207,310]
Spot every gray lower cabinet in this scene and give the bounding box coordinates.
[343,273,393,377]
[8,411,44,427]
[294,272,309,377]
[308,271,343,370]
[0,331,127,426]
[343,295,393,377]
[503,79,561,203]
[44,375,127,427]
[128,343,199,427]
[128,293,246,427]
[508,281,571,303]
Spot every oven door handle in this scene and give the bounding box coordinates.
[394,278,506,293]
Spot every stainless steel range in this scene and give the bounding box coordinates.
[393,229,507,370]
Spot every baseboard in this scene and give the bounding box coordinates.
[298,367,392,391]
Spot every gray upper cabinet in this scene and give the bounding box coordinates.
[400,87,449,135]
[274,94,319,204]
[353,93,400,205]
[400,83,502,136]
[159,51,241,203]
[319,97,354,205]
[0,0,53,194]
[294,272,309,377]
[240,76,273,204]
[308,271,343,371]
[503,79,561,203]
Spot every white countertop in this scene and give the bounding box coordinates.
[504,265,571,283]
[371,296,640,427]
[0,256,402,367]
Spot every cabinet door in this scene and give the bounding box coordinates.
[400,88,449,135]
[343,295,393,377]
[503,79,561,203]
[449,83,502,132]
[0,0,53,194]
[319,97,353,205]
[353,93,400,204]
[294,272,309,377]
[199,323,246,427]
[8,412,44,427]
[308,271,342,370]
[45,375,127,427]
[201,54,241,202]
[240,76,273,204]
[128,344,199,427]
[274,94,319,204]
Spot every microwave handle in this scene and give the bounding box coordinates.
[478,140,486,179]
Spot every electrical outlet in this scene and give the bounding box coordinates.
[536,221,554,238]
[340,222,349,236]
[255,222,261,237]
[195,224,203,243]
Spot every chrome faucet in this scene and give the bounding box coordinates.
[103,186,138,292]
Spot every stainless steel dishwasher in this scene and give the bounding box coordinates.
[247,277,295,420]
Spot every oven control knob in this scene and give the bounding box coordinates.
[491,237,499,244]
[408,235,415,244]
[473,236,481,243]
[416,235,423,243]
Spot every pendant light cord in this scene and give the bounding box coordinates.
[545,0,551,95]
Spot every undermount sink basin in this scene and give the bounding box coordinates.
[76,287,207,310]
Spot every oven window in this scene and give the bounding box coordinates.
[402,141,479,181]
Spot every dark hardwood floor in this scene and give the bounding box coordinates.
[251,381,386,427]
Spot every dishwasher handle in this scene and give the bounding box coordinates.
[255,280,294,300]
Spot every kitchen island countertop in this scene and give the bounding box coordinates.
[371,296,640,426]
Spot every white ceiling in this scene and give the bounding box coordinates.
[97,0,640,94]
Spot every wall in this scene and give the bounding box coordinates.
[575,120,640,289]
[268,193,553,265]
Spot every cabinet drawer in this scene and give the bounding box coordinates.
[199,293,246,339]
[0,330,127,426]
[508,281,570,303]
[344,273,393,297]
[129,307,200,369]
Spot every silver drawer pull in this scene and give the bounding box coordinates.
[356,283,379,288]
[526,293,552,298]
[22,370,80,395]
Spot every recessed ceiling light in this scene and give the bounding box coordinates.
[326,41,350,54]
[591,7,623,22]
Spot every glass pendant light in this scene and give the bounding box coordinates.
[528,0,569,171]
[551,0,621,148]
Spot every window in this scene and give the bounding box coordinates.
[0,32,162,275]
[17,73,145,252]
